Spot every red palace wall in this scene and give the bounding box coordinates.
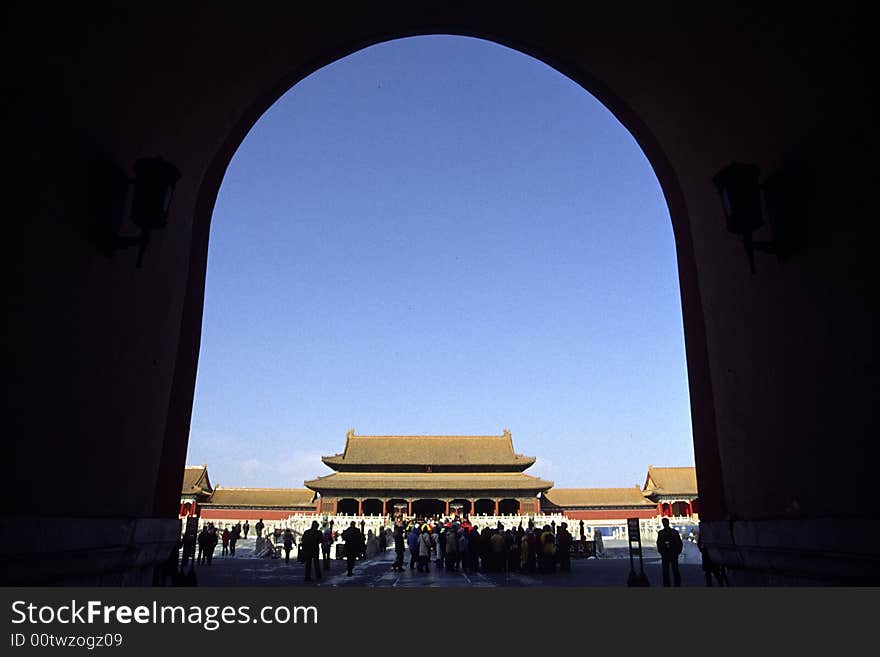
[548,509,657,520]
[199,509,316,521]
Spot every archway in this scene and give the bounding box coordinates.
[473,499,495,516]
[362,499,384,516]
[498,499,520,516]
[337,498,359,516]
[412,499,445,519]
[192,34,697,557]
[175,32,720,540]
[387,499,409,518]
[450,499,471,516]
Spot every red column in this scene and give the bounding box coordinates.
[382,499,387,515]
[657,502,663,516]
[686,502,692,517]
[493,499,499,515]
[407,499,412,515]
[358,499,363,515]
[445,500,450,515]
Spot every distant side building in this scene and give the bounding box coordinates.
[540,466,699,520]
[642,465,700,517]
[540,487,658,519]
[199,487,317,521]
[179,466,316,523]
[180,465,213,517]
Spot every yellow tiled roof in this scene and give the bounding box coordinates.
[322,429,535,467]
[304,472,553,492]
[181,465,212,496]
[643,466,698,496]
[203,487,316,508]
[542,487,655,508]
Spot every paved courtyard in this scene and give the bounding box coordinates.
[190,538,708,587]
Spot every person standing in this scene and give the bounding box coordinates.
[282,528,294,564]
[243,520,250,539]
[539,525,556,574]
[417,524,432,572]
[255,518,265,539]
[205,524,218,565]
[656,518,683,587]
[229,523,240,556]
[526,523,538,573]
[407,524,420,570]
[436,524,446,568]
[490,528,506,572]
[221,527,230,556]
[342,521,365,577]
[301,520,323,582]
[556,522,572,572]
[445,523,459,571]
[365,530,378,558]
[392,523,406,572]
[180,531,196,573]
[196,526,208,565]
[321,526,333,570]
[467,526,480,572]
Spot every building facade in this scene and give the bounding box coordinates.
[181,431,699,527]
[304,430,553,517]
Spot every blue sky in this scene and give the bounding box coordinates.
[185,35,694,491]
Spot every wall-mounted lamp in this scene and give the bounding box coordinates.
[104,156,181,267]
[712,161,789,273]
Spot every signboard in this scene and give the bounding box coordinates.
[627,518,640,539]
[626,517,649,586]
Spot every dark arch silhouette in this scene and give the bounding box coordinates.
[9,4,873,586]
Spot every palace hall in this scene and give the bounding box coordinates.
[304,429,552,517]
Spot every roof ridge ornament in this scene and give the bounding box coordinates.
[343,428,355,458]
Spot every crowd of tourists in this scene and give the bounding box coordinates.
[162,513,725,588]
[187,521,248,567]
[391,516,574,575]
